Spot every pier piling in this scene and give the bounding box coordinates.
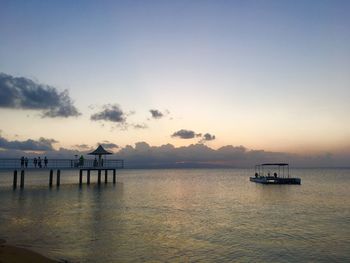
[105,170,108,183]
[13,170,17,189]
[113,169,116,184]
[79,170,83,186]
[56,170,61,187]
[87,170,90,185]
[20,170,25,188]
[98,170,101,185]
[49,169,53,187]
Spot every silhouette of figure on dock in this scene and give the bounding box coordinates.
[93,158,98,167]
[44,157,48,168]
[20,156,25,168]
[33,157,38,168]
[79,155,84,167]
[24,157,28,168]
[38,157,42,168]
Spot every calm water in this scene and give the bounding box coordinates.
[0,168,349,262]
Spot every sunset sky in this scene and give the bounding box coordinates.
[1,0,350,157]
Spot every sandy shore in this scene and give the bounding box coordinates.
[0,239,58,263]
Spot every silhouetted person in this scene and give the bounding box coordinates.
[93,158,98,167]
[24,157,28,168]
[274,172,277,178]
[255,172,258,178]
[101,158,104,167]
[44,156,48,168]
[79,155,84,167]
[38,157,42,168]
[33,157,38,168]
[20,156,25,168]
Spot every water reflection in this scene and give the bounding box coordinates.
[253,184,294,203]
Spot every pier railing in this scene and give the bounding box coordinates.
[0,158,124,170]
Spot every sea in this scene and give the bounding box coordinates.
[0,168,349,262]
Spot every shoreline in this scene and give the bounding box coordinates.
[0,239,58,263]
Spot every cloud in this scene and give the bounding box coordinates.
[149,109,171,120]
[98,141,119,150]
[0,136,349,168]
[115,142,273,168]
[74,144,91,150]
[113,142,350,168]
[171,129,202,139]
[132,123,148,129]
[172,129,215,143]
[90,104,126,123]
[199,133,216,143]
[203,133,215,141]
[0,135,58,151]
[150,109,164,119]
[0,72,80,117]
[91,104,149,130]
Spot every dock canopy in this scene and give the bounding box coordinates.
[88,145,113,156]
[88,145,113,167]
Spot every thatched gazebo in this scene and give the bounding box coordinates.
[88,145,112,167]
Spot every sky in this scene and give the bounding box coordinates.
[0,0,350,166]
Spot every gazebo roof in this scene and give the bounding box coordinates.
[88,145,112,155]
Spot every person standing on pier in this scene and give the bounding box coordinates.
[44,157,48,168]
[33,157,38,168]
[38,157,42,168]
[79,155,84,167]
[20,156,25,168]
[24,157,28,168]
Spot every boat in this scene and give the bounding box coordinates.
[250,163,301,185]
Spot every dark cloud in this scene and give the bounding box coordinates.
[203,133,215,141]
[200,133,216,143]
[172,129,215,143]
[150,109,164,119]
[0,136,58,151]
[149,109,171,120]
[90,104,126,123]
[0,72,80,117]
[90,104,149,131]
[171,129,202,139]
[98,141,119,150]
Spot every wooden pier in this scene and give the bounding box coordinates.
[1,158,124,189]
[0,145,124,189]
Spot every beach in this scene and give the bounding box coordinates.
[0,240,57,263]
